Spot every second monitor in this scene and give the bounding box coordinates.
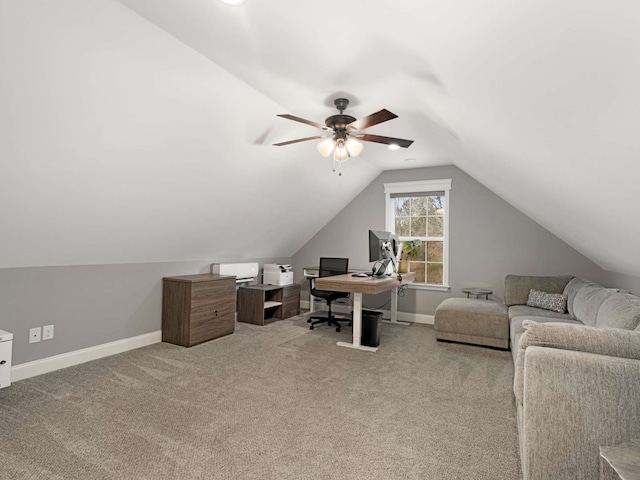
[368,229,400,276]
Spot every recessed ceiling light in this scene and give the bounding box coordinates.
[388,144,400,150]
[404,158,417,163]
[219,0,247,6]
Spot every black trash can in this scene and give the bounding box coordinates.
[361,309,383,347]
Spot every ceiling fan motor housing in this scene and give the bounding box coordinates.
[325,114,356,132]
[326,98,355,136]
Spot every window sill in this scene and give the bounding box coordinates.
[406,283,450,292]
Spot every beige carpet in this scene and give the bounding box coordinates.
[0,317,520,479]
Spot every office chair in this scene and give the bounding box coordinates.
[308,257,351,332]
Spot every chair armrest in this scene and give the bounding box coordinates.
[520,347,640,479]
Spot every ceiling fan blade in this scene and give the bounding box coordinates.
[273,135,326,147]
[277,114,329,130]
[348,109,398,131]
[357,134,414,148]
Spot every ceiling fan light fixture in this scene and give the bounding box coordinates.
[345,138,363,157]
[334,145,350,161]
[317,138,335,157]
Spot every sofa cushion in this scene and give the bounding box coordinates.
[563,277,585,317]
[527,289,567,313]
[596,293,640,330]
[572,283,619,326]
[508,305,574,321]
[504,275,573,307]
[509,315,583,363]
[563,277,602,318]
[513,320,640,404]
[510,315,582,348]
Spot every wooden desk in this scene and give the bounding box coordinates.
[315,272,415,352]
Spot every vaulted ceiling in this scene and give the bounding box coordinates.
[1,0,639,277]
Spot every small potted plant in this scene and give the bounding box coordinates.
[398,239,422,273]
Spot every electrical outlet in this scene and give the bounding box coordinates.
[42,324,54,340]
[29,327,41,344]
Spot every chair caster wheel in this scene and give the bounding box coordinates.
[307,318,311,323]
[310,325,314,330]
[336,327,341,332]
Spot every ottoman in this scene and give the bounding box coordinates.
[434,298,509,349]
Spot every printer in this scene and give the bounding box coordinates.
[211,263,259,284]
[263,264,294,286]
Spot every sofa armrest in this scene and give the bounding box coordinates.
[521,347,640,480]
[514,321,640,403]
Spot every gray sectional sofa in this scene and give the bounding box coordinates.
[506,275,640,480]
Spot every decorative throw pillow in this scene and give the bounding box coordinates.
[527,289,567,314]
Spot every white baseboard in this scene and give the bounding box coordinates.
[11,330,162,382]
[302,301,434,325]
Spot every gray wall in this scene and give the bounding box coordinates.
[0,257,290,365]
[292,165,607,316]
[601,271,640,296]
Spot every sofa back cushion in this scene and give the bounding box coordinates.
[504,275,573,307]
[596,293,640,330]
[563,277,592,318]
[572,283,619,326]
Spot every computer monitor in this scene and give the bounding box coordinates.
[368,230,400,275]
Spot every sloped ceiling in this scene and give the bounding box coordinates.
[1,0,639,278]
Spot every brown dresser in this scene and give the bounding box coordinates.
[162,274,236,347]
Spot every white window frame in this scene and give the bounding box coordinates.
[384,179,452,291]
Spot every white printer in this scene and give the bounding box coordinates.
[263,264,294,286]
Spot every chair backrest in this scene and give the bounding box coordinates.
[318,257,349,278]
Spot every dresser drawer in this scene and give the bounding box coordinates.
[191,280,235,300]
[189,312,235,346]
[190,295,236,321]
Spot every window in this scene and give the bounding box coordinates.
[384,179,451,289]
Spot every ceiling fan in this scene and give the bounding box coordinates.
[273,98,414,174]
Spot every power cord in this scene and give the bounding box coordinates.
[362,284,407,310]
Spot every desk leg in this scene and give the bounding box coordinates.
[337,292,378,352]
[309,293,316,313]
[382,286,411,326]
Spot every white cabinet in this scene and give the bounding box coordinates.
[0,330,13,389]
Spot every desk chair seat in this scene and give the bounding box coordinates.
[308,257,351,333]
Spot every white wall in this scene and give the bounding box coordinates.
[0,0,378,269]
